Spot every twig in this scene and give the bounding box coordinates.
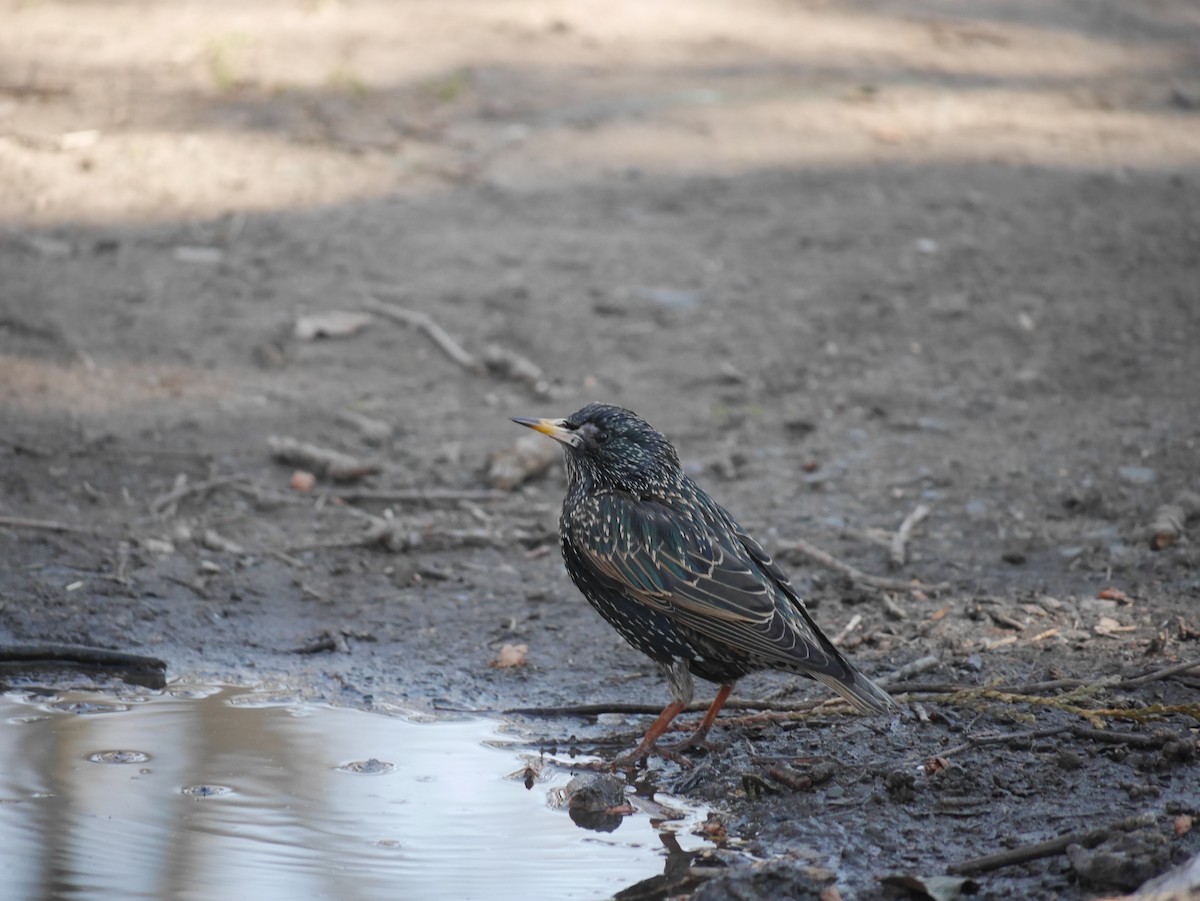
[362,295,482,372]
[0,644,167,690]
[1117,657,1200,689]
[831,614,863,646]
[938,725,1071,758]
[890,504,930,568]
[267,436,380,482]
[1068,724,1174,749]
[947,814,1154,876]
[149,472,248,514]
[334,488,508,504]
[0,515,105,536]
[881,654,941,684]
[782,536,950,592]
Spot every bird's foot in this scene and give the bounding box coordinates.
[610,743,695,771]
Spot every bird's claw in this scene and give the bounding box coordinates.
[610,743,695,771]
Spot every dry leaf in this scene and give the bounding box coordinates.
[492,643,528,668]
[930,605,949,621]
[290,469,316,492]
[696,815,728,842]
[1098,587,1132,604]
[925,756,952,775]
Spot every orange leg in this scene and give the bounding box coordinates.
[665,684,733,752]
[612,700,687,768]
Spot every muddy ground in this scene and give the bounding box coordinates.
[2,1,1199,898]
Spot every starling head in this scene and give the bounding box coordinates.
[513,402,681,494]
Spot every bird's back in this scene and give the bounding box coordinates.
[560,478,895,712]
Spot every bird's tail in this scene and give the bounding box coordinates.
[813,666,897,714]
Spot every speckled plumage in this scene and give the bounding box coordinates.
[514,402,894,755]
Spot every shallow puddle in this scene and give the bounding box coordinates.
[0,684,708,900]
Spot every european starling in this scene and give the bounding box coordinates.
[514,402,895,764]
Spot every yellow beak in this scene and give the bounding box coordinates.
[511,417,580,447]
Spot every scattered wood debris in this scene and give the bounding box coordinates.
[268,435,380,482]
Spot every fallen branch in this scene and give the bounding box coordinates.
[882,654,941,684]
[939,725,1072,758]
[267,436,380,482]
[0,515,105,536]
[0,644,167,689]
[947,814,1154,876]
[783,536,950,592]
[362,295,482,373]
[334,488,509,504]
[1117,657,1200,689]
[890,504,930,568]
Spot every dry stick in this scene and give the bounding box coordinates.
[783,536,950,592]
[0,644,167,672]
[1068,725,1169,749]
[947,815,1154,876]
[831,613,863,646]
[363,296,482,373]
[889,503,930,568]
[1117,657,1200,689]
[938,725,1072,758]
[334,488,509,504]
[0,515,105,536]
[149,472,248,514]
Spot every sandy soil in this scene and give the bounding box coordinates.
[2,1,1199,898]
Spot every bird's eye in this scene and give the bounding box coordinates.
[594,430,610,444]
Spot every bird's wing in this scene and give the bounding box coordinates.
[569,491,848,677]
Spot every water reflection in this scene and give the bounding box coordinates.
[0,685,707,901]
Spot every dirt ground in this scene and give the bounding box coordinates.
[2,0,1199,898]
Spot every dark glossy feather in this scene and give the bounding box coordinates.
[528,403,895,714]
